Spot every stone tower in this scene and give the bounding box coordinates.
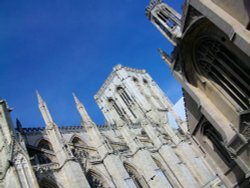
[146,0,250,187]
[95,64,223,187]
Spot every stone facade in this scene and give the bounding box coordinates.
[0,65,224,187]
[146,0,250,187]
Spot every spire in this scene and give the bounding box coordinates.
[73,93,93,126]
[36,91,54,126]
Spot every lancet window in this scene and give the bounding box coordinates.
[117,86,133,106]
[117,86,137,118]
[108,98,124,119]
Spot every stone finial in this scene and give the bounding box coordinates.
[73,93,93,126]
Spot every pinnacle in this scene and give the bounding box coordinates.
[36,90,43,104]
[72,92,80,105]
[72,93,93,124]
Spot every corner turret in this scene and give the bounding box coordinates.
[146,0,182,45]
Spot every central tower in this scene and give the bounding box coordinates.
[94,64,186,133]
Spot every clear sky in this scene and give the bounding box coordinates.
[0,0,184,127]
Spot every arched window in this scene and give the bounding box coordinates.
[86,170,106,188]
[36,139,54,164]
[108,98,124,119]
[117,86,133,106]
[195,39,250,110]
[124,163,148,188]
[202,122,233,166]
[39,178,59,188]
[37,139,53,151]
[117,86,137,119]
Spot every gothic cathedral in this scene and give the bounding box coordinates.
[1,65,224,187]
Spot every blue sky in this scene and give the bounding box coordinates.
[0,0,184,127]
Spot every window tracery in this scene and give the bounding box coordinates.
[195,39,250,110]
